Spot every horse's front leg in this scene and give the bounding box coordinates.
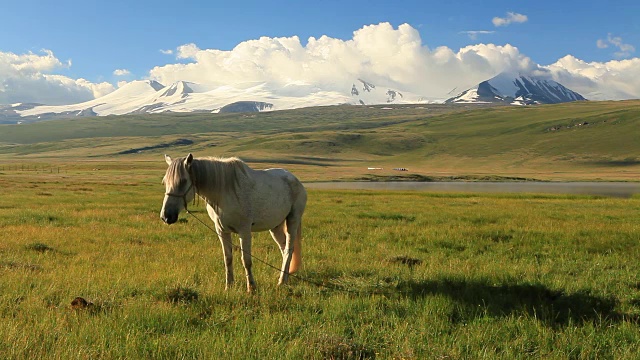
[238,230,257,293]
[217,232,234,290]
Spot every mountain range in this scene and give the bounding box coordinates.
[0,73,586,124]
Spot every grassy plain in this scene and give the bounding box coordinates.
[1,167,639,359]
[0,101,638,358]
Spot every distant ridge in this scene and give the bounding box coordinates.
[219,101,273,113]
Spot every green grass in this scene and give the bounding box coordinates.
[1,169,639,359]
[0,101,638,357]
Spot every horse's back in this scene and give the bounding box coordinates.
[243,168,306,230]
[261,167,297,180]
[259,168,306,201]
[255,167,299,185]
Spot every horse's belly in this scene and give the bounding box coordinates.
[250,207,290,232]
[210,203,287,233]
[248,175,296,231]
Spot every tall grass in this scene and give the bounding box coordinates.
[1,169,639,358]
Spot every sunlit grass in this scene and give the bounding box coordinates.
[1,169,639,359]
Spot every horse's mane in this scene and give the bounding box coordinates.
[163,159,188,188]
[191,157,249,198]
[164,156,250,202]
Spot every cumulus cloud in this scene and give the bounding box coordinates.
[149,22,640,100]
[546,55,640,100]
[113,69,131,76]
[150,23,536,98]
[597,34,635,58]
[0,49,114,105]
[176,43,200,59]
[3,23,640,105]
[148,23,640,101]
[492,12,528,27]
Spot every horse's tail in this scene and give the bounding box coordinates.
[289,222,302,274]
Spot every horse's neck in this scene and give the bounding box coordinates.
[192,159,247,207]
[191,160,220,205]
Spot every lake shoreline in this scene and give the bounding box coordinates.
[304,181,640,198]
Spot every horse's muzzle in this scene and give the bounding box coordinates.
[161,213,178,224]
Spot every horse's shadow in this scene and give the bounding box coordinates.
[395,277,637,328]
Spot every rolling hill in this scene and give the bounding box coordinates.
[0,101,638,181]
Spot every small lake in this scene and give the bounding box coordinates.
[304,181,640,198]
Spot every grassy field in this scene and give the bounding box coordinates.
[0,100,638,181]
[0,101,638,358]
[1,167,639,359]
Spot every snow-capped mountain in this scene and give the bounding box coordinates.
[445,72,586,105]
[0,79,430,124]
[350,79,409,105]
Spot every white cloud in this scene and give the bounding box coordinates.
[460,30,496,40]
[176,43,200,59]
[0,49,114,105]
[612,38,635,58]
[597,34,635,58]
[159,49,173,55]
[546,55,640,100]
[2,23,640,106]
[493,12,528,27]
[113,69,131,76]
[149,23,535,98]
[147,23,640,101]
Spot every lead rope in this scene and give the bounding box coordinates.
[183,209,378,294]
[179,166,393,294]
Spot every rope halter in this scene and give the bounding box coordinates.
[164,171,197,211]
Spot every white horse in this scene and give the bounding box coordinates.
[160,153,307,292]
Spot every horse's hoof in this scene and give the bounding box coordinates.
[277,275,289,286]
[246,282,257,293]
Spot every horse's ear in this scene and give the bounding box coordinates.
[164,154,172,166]
[184,153,193,168]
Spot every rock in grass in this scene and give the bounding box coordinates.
[166,286,199,304]
[25,242,54,253]
[388,255,423,268]
[70,297,93,310]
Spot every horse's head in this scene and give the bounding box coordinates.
[160,153,196,224]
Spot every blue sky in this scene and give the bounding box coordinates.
[1,0,639,104]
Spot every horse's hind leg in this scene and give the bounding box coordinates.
[238,230,257,293]
[270,221,289,285]
[270,221,287,253]
[217,232,234,290]
[278,215,301,285]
